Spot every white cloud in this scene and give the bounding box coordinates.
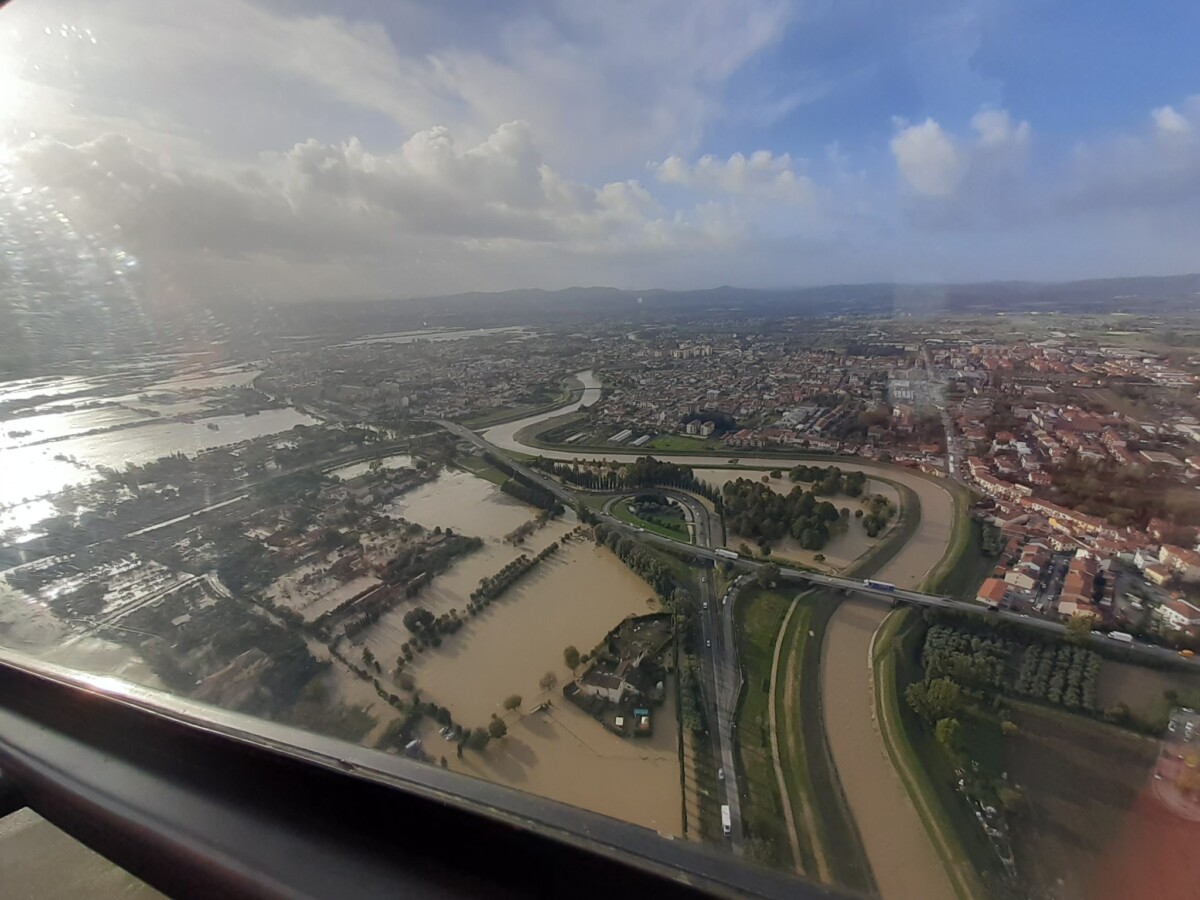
[18,123,671,256]
[891,108,1031,206]
[649,151,817,205]
[8,123,740,298]
[1152,105,1192,137]
[0,0,793,175]
[970,109,1031,149]
[1065,96,1200,214]
[890,119,965,197]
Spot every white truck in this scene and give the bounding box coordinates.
[713,548,738,560]
[720,804,731,836]
[1108,631,1134,644]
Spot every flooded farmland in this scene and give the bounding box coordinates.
[432,682,682,835]
[385,467,538,542]
[358,467,681,834]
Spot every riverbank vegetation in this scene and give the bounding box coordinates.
[721,478,841,551]
[591,524,676,597]
[480,450,565,514]
[731,586,794,868]
[787,464,867,496]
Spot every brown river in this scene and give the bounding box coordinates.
[486,373,959,899]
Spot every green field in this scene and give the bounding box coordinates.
[777,590,875,891]
[454,454,508,485]
[645,434,720,452]
[731,586,795,868]
[607,496,691,542]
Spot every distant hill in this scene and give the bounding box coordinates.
[288,273,1200,333]
[4,273,1199,375]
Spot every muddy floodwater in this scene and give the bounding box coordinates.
[398,542,658,723]
[822,598,954,900]
[361,466,681,834]
[386,468,537,542]
[820,471,957,900]
[430,681,681,835]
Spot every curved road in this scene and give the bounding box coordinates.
[480,371,958,898]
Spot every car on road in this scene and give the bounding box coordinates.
[702,601,708,609]
[718,767,724,781]
[706,639,711,647]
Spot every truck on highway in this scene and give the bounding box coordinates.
[1108,631,1134,644]
[862,579,896,592]
[714,548,738,560]
[720,804,731,836]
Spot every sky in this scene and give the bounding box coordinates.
[1,0,1198,304]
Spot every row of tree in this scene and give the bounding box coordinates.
[329,533,483,639]
[1013,643,1102,711]
[530,455,722,506]
[471,541,561,603]
[592,524,675,597]
[481,450,566,514]
[499,478,565,514]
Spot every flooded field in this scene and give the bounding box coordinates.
[386,468,537,541]
[0,407,318,506]
[391,541,657,723]
[356,462,679,832]
[329,453,414,480]
[0,580,162,688]
[430,682,682,835]
[693,468,898,571]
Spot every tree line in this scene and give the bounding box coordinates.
[331,533,482,639]
[470,541,562,605]
[481,450,566,514]
[591,524,675,597]
[908,620,1104,723]
[1013,642,1101,711]
[529,455,722,507]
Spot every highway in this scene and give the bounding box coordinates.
[450,418,753,848]
[666,489,745,854]
[441,418,1200,671]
